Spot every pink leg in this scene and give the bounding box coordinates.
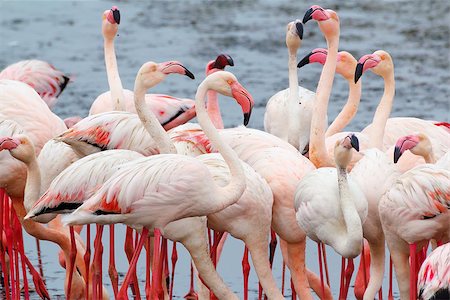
[409,243,417,300]
[281,262,286,296]
[124,227,140,300]
[158,236,167,299]
[269,229,277,268]
[169,242,177,300]
[339,257,345,300]
[12,217,20,298]
[145,236,151,299]
[66,226,77,299]
[183,262,198,299]
[317,242,325,297]
[108,224,119,298]
[21,245,50,300]
[321,243,330,286]
[210,231,224,268]
[343,259,355,299]
[0,190,11,300]
[151,229,163,299]
[35,238,45,282]
[242,246,250,300]
[92,225,104,300]
[4,197,16,300]
[117,227,149,300]
[84,224,91,300]
[290,278,296,299]
[14,214,29,299]
[388,256,393,300]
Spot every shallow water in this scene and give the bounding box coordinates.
[1,0,449,298]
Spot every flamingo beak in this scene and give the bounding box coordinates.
[160,62,195,79]
[303,7,314,24]
[349,134,359,152]
[393,146,402,164]
[0,137,20,151]
[112,7,121,24]
[295,22,304,40]
[355,62,364,83]
[212,54,234,70]
[230,81,254,126]
[297,51,313,68]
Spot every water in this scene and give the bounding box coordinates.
[1,0,449,298]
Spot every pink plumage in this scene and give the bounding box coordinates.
[0,60,69,109]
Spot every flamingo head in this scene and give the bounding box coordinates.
[334,133,359,168]
[286,19,303,50]
[0,135,35,163]
[205,54,234,75]
[302,5,339,40]
[298,49,357,81]
[201,71,254,126]
[393,133,431,163]
[137,61,194,88]
[355,50,393,83]
[102,6,120,40]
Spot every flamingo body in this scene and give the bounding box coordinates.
[0,60,69,108]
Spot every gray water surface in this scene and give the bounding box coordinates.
[1,0,449,299]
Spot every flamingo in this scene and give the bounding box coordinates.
[296,48,362,138]
[0,59,69,109]
[417,243,450,300]
[88,6,197,130]
[379,134,450,300]
[264,19,315,154]
[63,70,253,297]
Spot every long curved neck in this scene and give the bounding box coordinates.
[325,78,362,137]
[134,80,177,154]
[288,48,300,108]
[368,72,395,149]
[104,38,125,111]
[24,156,42,213]
[207,90,224,129]
[420,149,436,164]
[336,166,363,254]
[309,37,339,167]
[195,83,245,212]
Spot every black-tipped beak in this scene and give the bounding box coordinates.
[350,134,359,152]
[393,146,402,163]
[224,55,234,67]
[297,52,313,69]
[303,8,314,24]
[243,112,251,126]
[183,67,195,80]
[213,54,234,69]
[355,62,364,83]
[112,9,120,24]
[295,22,304,40]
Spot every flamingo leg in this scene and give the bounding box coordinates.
[281,262,286,296]
[145,236,151,299]
[409,243,417,300]
[343,258,354,299]
[14,214,29,299]
[157,236,167,299]
[4,197,16,300]
[183,262,197,299]
[124,226,140,300]
[84,224,91,300]
[35,238,45,282]
[321,242,330,286]
[108,224,119,298]
[0,189,10,300]
[339,257,345,300]
[317,242,325,298]
[169,242,177,300]
[21,244,50,300]
[151,228,163,299]
[388,256,393,300]
[12,217,20,298]
[66,226,77,300]
[269,229,277,268]
[242,246,250,300]
[290,278,296,299]
[92,225,104,300]
[118,227,149,300]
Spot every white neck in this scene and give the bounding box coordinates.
[309,37,339,167]
[334,166,363,256]
[326,78,361,137]
[288,49,300,108]
[24,157,42,213]
[368,72,395,149]
[195,82,246,212]
[104,38,125,111]
[134,79,177,154]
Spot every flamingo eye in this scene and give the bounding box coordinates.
[227,80,233,85]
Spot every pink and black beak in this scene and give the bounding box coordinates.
[393,135,419,163]
[355,54,381,83]
[345,133,359,152]
[111,6,120,24]
[303,5,327,24]
[230,82,254,126]
[212,54,234,70]
[0,137,20,151]
[297,48,328,68]
[160,61,195,79]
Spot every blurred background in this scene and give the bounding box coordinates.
[1,0,449,299]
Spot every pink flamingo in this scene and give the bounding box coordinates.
[264,19,314,154]
[89,6,196,130]
[0,60,69,109]
[63,70,253,298]
[379,134,450,300]
[417,243,450,300]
